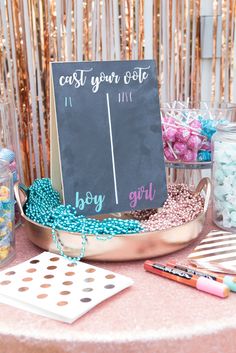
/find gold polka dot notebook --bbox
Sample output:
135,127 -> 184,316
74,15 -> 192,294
0,252 -> 133,323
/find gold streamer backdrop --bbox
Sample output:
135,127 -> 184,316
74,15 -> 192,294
0,0 -> 236,184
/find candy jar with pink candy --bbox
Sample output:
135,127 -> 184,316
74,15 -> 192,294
161,102 -> 236,166
161,102 -> 236,186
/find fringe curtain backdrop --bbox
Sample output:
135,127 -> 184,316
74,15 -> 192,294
0,0 -> 236,184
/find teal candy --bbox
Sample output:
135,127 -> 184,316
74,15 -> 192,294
25,178 -> 143,262
214,169 -> 225,184
223,276 -> 236,292
223,165 -> 236,176
214,185 -> 226,201
230,211 -> 236,222
197,150 -> 211,162
199,117 -> 217,140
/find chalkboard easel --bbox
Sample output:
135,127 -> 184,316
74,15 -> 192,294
50,60 -> 167,216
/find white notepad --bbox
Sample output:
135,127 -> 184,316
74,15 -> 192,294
0,252 -> 133,323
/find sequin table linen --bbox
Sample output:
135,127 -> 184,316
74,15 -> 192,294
0,213 -> 236,353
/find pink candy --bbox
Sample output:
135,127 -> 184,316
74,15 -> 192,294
173,142 -> 187,156
162,116 -> 176,125
200,140 -> 211,150
182,149 -> 197,162
162,127 -> 177,142
164,147 -> 176,161
187,135 -> 203,151
175,127 -> 191,143
189,120 -> 202,130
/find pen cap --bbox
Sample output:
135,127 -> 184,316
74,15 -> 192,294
223,276 -> 236,292
196,277 -> 229,298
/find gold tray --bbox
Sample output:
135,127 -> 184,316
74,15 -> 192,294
14,178 -> 211,261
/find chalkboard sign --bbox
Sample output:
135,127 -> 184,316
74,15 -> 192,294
50,60 -> 167,216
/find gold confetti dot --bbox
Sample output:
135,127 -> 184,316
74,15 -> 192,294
27,268 -> 36,273
22,277 -> 33,282
18,287 -> 29,292
86,268 -> 96,273
44,274 -> 54,279
57,301 -> 68,306
5,271 -> 15,276
60,291 -> 70,295
40,283 -> 51,288
47,266 -> 57,270
37,294 -> 48,299
105,274 -> 115,279
63,281 -> 73,286
65,271 -> 75,276
50,257 -> 60,262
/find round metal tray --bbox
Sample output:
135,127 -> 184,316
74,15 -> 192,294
14,178 -> 211,261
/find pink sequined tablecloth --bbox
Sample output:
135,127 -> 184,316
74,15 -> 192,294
1,213 -> 236,353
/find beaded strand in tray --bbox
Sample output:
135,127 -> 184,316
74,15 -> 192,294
25,179 -> 143,261
131,184 -> 204,231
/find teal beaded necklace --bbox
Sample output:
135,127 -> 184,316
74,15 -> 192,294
25,179 -> 143,262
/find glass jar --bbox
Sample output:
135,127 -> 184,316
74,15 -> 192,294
161,101 -> 236,187
0,159 -> 15,267
0,99 -> 21,228
212,123 -> 236,230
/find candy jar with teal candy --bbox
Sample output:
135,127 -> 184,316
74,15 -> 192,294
0,159 -> 15,267
212,122 -> 236,231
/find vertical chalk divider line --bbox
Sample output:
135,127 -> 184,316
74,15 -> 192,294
106,93 -> 119,205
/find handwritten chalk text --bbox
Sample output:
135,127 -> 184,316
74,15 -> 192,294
91,72 -> 120,93
59,68 -> 93,88
58,66 -> 151,93
129,182 -> 156,208
124,66 -> 150,84
75,191 -> 105,213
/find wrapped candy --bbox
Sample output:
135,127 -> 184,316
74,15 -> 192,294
173,142 -> 187,156
200,140 -> 211,151
175,127 -> 191,143
162,127 -> 177,143
189,119 -> 202,130
197,151 -> 211,162
187,135 -> 203,151
164,147 -> 176,161
182,149 -> 197,162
